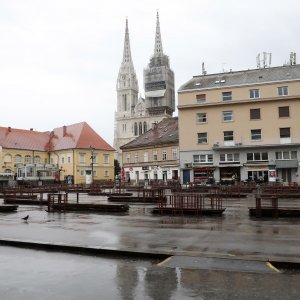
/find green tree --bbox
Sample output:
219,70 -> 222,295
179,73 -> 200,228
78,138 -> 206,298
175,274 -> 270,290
114,159 -> 121,176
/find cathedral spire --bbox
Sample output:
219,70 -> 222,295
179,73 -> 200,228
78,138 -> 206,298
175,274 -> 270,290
154,11 -> 163,57
122,17 -> 132,63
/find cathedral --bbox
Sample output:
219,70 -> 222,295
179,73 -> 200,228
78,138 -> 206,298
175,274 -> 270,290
114,12 -> 175,164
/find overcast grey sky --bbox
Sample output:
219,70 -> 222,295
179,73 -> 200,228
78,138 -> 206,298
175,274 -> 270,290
0,0 -> 299,145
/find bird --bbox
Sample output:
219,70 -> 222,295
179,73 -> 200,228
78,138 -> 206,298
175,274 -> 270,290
22,215 -> 29,221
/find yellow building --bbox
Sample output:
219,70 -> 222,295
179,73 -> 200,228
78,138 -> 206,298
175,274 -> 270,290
121,117 -> 179,184
178,64 -> 300,184
0,122 -> 114,186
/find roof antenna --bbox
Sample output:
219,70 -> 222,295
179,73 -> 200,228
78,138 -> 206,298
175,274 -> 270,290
290,52 -> 297,65
257,52 -> 272,68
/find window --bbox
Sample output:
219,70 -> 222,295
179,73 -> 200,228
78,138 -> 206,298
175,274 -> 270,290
144,152 -> 148,162
291,151 -> 298,159
4,168 -> 12,175
251,129 -> 262,140
34,156 -> 40,164
126,154 -> 130,163
172,149 -> 178,160
197,112 -> 207,123
103,154 -> 109,164
276,151 -> 297,160
4,154 -> 12,163
104,170 -> 109,177
162,150 -> 167,161
67,156 -> 71,163
278,106 -> 290,118
220,153 -> 239,162
153,151 -> 158,161
280,127 -> 290,138
250,89 -> 260,99
25,155 -> 32,164
143,122 -> 147,133
194,170 -> 210,181
61,157 -> 65,164
197,132 -> 208,144
196,94 -> 206,104
15,155 -> 22,163
79,153 -> 85,164
122,123 -> 126,133
224,131 -> 233,141
278,86 -> 288,96
223,111 -> 233,122
80,170 -> 84,176
222,91 -> 232,101
250,108 -> 261,120
134,152 -> 139,163
247,152 -> 268,161
193,154 -> 213,163
134,123 -> 138,136
139,122 -> 142,135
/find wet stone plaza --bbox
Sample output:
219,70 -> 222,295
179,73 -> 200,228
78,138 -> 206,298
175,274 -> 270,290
1,191 -> 300,299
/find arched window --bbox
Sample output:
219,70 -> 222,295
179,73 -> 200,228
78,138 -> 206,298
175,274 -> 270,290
25,155 -> 32,164
4,154 -> 12,163
15,154 -> 22,164
143,121 -> 147,133
134,122 -> 138,136
139,122 -> 143,135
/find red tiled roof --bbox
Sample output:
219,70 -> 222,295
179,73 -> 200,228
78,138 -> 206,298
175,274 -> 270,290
0,127 -> 49,151
0,122 -> 114,152
51,122 -> 114,151
120,117 -> 178,150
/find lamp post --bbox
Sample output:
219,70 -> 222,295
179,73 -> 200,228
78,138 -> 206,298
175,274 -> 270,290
90,146 -> 95,184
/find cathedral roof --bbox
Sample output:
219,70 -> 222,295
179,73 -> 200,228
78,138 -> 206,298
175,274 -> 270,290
120,117 -> 178,150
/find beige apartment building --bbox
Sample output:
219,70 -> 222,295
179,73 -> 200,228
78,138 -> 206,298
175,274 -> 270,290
178,64 -> 300,184
120,117 -> 179,184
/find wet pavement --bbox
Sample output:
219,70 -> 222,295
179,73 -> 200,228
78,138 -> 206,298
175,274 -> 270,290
1,246 -> 300,300
1,193 -> 300,299
0,193 -> 300,262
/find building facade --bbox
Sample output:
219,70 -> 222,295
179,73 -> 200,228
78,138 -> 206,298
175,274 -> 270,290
120,117 -> 179,184
114,13 -> 175,164
0,122 -> 114,186
178,64 -> 300,184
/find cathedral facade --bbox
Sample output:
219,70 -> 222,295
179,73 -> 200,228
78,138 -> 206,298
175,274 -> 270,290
114,13 -> 175,164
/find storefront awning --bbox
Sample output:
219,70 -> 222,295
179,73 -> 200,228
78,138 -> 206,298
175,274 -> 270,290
145,89 -> 166,98
243,163 -> 269,169
276,160 -> 299,169
193,167 -> 215,171
218,165 -> 242,168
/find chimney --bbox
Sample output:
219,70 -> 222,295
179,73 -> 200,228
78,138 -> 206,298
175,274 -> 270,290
63,125 -> 67,137
30,128 -> 33,131
8,127 -> 11,132
152,122 -> 158,130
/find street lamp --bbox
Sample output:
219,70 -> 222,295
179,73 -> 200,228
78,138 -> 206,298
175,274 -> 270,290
90,146 -> 95,184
